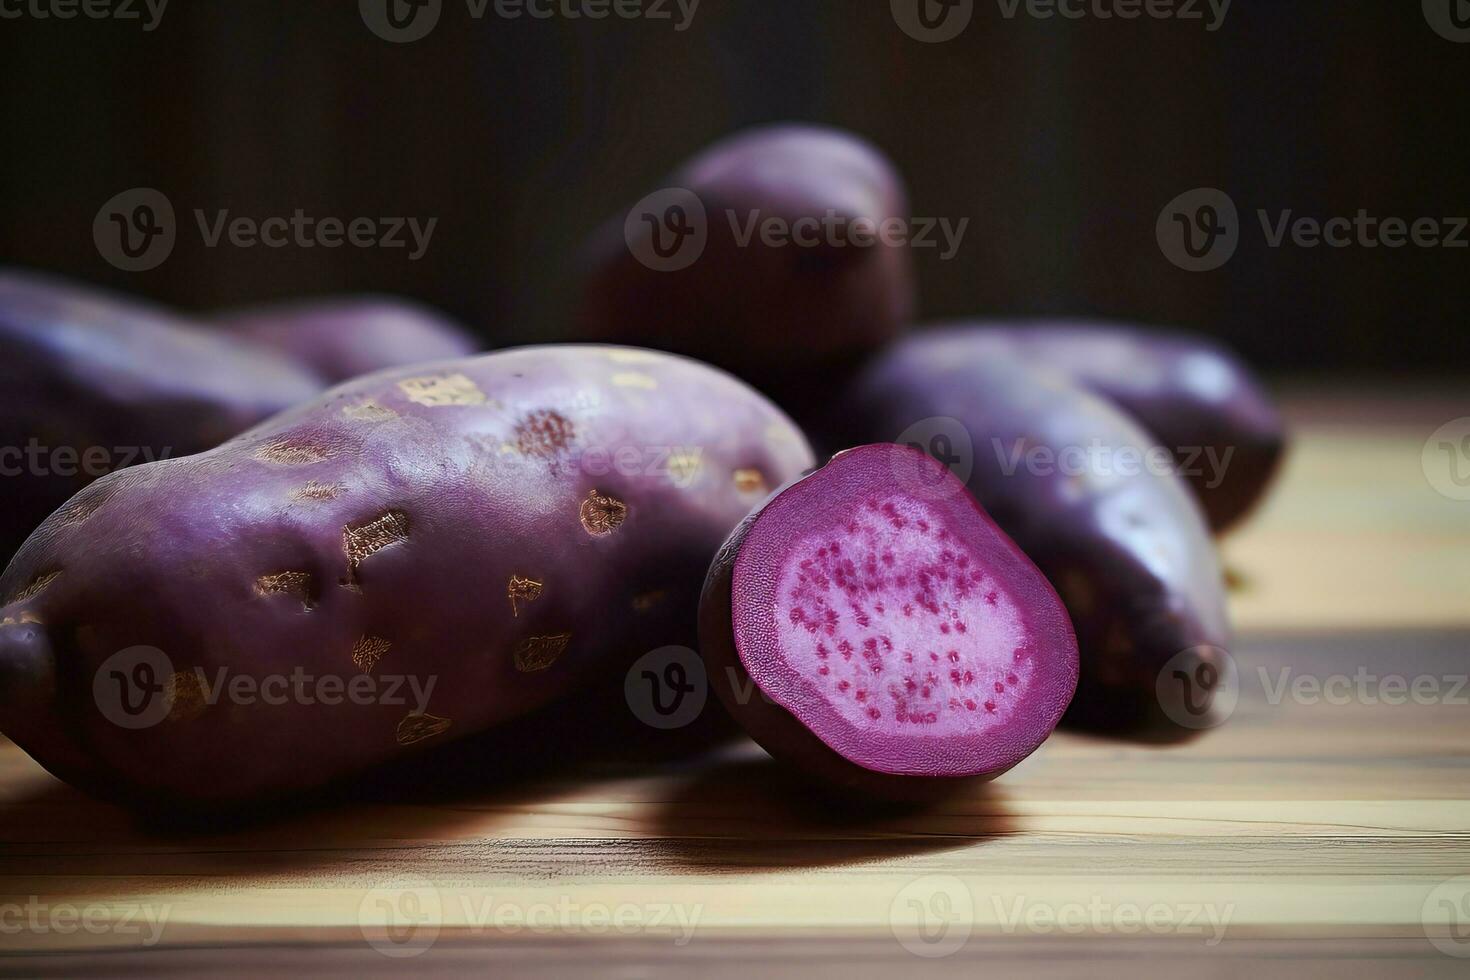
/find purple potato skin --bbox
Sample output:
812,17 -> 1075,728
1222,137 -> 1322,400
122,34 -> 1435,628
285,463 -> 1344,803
840,335 -> 1232,736
578,125 -> 915,386
931,322 -> 1286,533
0,345 -> 813,809
218,297 -> 481,383
0,269 -> 323,562
699,445 -> 1079,802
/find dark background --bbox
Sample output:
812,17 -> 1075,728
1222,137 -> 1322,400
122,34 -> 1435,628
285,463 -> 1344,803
1,1 -> 1466,372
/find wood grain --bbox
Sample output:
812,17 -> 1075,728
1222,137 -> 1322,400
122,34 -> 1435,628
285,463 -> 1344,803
1,392 -> 1467,975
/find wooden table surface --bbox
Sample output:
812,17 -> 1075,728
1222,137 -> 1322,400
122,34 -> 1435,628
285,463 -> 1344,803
2,389 -> 1467,977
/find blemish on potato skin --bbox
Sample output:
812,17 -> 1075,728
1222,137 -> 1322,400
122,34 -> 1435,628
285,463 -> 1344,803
396,712 -> 452,746
291,481 -> 344,502
166,671 -> 208,723
611,372 -> 658,390
507,575 -> 543,616
58,495 -> 106,529
352,635 -> 392,674
515,410 -> 575,458
342,399 -> 398,422
398,373 -> 486,407
254,571 -> 315,608
9,571 -> 61,605
514,633 -> 571,672
0,611 -> 43,626
579,491 -> 627,536
343,510 -> 411,580
667,451 -> 703,487
255,440 -> 329,465
734,468 -> 767,494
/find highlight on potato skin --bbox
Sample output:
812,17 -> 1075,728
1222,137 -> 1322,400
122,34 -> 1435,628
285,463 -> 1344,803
700,444 -> 1079,801
839,337 -> 1234,738
0,345 -> 814,810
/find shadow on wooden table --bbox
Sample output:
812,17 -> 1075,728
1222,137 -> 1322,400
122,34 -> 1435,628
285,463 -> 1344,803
0,688 -> 1007,889
641,748 -> 1017,871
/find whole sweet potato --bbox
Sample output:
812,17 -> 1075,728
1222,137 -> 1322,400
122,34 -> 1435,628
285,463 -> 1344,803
218,296 -> 481,383
928,322 -> 1286,532
0,269 -> 322,561
578,124 -> 915,391
841,335 -> 1232,736
0,345 -> 813,808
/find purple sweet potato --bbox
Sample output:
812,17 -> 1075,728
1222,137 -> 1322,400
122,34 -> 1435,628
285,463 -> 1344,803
928,321 -> 1286,532
217,297 -> 481,383
699,444 -> 1078,800
841,336 -> 1233,736
0,345 -> 813,808
0,269 -> 322,561
578,124 -> 915,386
